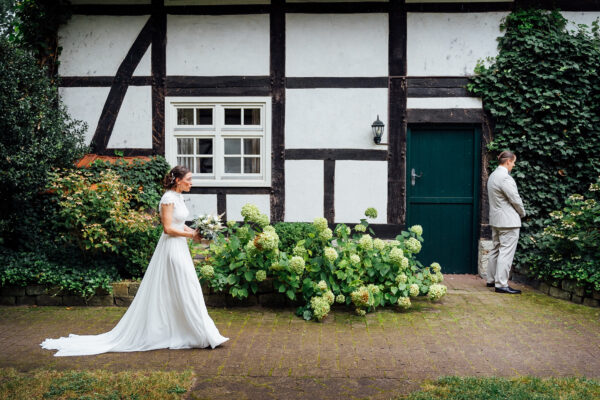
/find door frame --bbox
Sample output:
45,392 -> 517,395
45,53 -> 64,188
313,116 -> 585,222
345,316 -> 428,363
406,124 -> 481,274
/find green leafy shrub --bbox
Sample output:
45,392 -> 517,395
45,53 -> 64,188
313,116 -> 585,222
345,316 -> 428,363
46,168 -> 163,278
0,37 -> 87,247
523,176 -> 600,291
468,9 -> 600,272
273,222 -> 316,253
0,248 -> 119,298
199,205 -> 447,321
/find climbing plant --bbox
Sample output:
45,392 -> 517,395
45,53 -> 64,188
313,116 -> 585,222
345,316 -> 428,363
468,9 -> 600,271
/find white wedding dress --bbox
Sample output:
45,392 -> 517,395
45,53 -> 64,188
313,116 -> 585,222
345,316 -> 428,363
41,190 -> 228,357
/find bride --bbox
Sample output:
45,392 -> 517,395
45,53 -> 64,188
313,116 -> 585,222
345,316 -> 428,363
41,166 -> 229,356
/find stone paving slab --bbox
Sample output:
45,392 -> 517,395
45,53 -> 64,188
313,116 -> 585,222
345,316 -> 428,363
1,275 -> 599,399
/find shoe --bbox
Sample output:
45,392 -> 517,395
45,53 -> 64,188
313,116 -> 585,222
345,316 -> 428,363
486,282 -> 494,288
495,286 -> 521,294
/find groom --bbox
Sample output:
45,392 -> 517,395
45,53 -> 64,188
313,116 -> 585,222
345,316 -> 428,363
486,150 -> 526,294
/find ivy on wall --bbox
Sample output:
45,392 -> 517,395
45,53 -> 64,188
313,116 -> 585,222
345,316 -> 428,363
468,9 -> 600,270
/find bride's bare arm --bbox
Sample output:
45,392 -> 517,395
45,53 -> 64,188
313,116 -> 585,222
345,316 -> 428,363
161,204 -> 197,239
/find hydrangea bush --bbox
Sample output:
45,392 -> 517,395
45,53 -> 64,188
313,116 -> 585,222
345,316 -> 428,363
522,176 -> 600,291
199,205 -> 448,321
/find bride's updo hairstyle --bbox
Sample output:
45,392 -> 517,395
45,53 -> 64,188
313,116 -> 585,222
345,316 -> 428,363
164,165 -> 191,190
498,150 -> 516,165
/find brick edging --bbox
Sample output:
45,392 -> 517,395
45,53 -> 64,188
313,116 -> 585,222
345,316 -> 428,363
512,272 -> 600,307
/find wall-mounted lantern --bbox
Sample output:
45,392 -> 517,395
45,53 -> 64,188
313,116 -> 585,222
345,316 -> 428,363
371,115 -> 387,145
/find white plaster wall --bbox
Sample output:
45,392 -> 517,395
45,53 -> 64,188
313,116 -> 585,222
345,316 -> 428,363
167,15 -> 270,76
562,12 -> 600,31
407,97 -> 482,109
133,47 -> 151,76
183,194 -> 218,221
285,160 -> 324,222
59,15 -> 150,76
286,14 -> 388,77
227,195 -> 271,222
59,87 -> 111,146
286,88 -> 388,149
107,86 -> 153,148
407,12 -> 508,76
334,161 -> 387,224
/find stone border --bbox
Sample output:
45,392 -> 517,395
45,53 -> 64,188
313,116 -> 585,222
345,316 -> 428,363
512,272 -> 600,308
0,278 -> 298,308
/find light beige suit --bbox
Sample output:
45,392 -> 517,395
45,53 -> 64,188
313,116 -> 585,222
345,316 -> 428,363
486,165 -> 526,288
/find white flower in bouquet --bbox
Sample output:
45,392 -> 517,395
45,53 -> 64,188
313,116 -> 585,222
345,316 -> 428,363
192,213 -> 225,240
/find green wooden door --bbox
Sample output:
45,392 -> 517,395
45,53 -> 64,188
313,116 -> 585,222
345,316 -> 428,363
406,126 -> 480,274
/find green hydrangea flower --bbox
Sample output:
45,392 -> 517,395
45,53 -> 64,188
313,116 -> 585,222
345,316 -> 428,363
335,225 -> 351,236
245,240 -> 257,255
269,262 -> 283,271
335,294 -> 346,304
323,290 -> 335,305
319,227 -> 333,241
310,296 -> 330,321
290,256 -> 305,275
324,247 -> 338,263
351,286 -> 374,308
358,234 -> 373,251
395,273 -> 407,284
401,257 -> 409,270
364,207 -> 378,219
386,240 -> 400,248
313,217 -> 328,232
227,220 -> 236,228
397,296 -> 411,310
256,229 -> 279,251
317,280 -> 328,291
409,283 -> 420,298
430,262 -> 442,273
255,270 -> 267,282
373,238 -> 385,251
409,225 -> 423,236
241,203 -> 270,228
428,284 -> 447,301
293,245 -> 307,257
354,224 -> 367,233
389,247 -> 406,264
367,284 -> 380,295
405,237 -> 422,254
200,264 -> 214,278
350,254 -> 361,265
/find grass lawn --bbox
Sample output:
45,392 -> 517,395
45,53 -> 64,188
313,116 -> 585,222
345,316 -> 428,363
402,376 -> 600,400
0,368 -> 194,400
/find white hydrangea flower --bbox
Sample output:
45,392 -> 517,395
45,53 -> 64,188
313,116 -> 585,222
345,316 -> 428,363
409,225 -> 423,236
409,284 -> 420,298
430,262 -> 442,273
317,280 -> 328,291
568,194 -> 584,202
405,237 -> 422,254
364,207 -> 378,219
256,229 -> 279,251
293,245 -> 307,257
245,240 -> 257,254
290,256 -> 305,275
589,183 -> 599,192
373,238 -> 385,251
310,296 -> 330,321
319,227 -> 333,241
324,247 -> 338,263
200,264 -> 214,278
335,294 -> 346,304
323,290 -> 335,305
397,296 -> 411,309
428,284 -> 447,301
255,270 -> 267,282
386,240 -> 401,248
358,234 -> 373,251
313,217 -> 328,232
367,284 -> 380,295
354,224 -> 367,233
355,308 -> 366,316
350,254 -> 361,266
395,273 -> 407,284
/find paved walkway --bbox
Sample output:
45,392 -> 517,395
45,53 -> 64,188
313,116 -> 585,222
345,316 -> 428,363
1,275 -> 599,399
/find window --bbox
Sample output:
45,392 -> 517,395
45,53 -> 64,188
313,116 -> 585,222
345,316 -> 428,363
166,97 -> 271,187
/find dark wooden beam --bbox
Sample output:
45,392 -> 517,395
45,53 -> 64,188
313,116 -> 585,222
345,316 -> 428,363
285,2 -> 389,13
407,77 -> 470,88
406,2 -> 514,12
285,149 -> 388,161
286,77 -> 389,89
188,187 -> 271,195
71,4 -> 152,15
217,193 -> 227,216
407,87 -> 473,97
59,76 -> 152,87
94,148 -> 155,156
152,0 -> 166,156
324,160 -> 335,224
270,0 -> 286,223
165,87 -> 271,97
165,4 -> 270,14
91,17 -> 153,154
407,108 -> 484,123
166,76 -> 271,88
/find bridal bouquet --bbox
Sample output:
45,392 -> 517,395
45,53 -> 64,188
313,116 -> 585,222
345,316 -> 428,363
192,213 -> 225,240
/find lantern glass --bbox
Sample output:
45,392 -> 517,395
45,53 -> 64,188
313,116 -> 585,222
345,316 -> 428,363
371,115 -> 385,144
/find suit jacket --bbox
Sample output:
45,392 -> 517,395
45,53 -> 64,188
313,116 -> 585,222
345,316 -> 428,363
487,166 -> 526,228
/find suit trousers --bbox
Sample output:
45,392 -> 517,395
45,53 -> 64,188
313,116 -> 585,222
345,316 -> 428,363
486,227 -> 520,288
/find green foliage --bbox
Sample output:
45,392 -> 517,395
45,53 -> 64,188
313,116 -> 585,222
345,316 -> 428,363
522,176 -> 600,291
0,247 -> 119,298
199,205 -> 447,322
273,222 -> 317,253
404,376 -> 600,400
0,36 -> 87,247
468,9 -> 600,271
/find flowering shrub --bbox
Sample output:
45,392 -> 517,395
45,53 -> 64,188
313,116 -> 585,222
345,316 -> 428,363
523,176 -> 600,291
47,168 -> 162,277
200,205 -> 448,321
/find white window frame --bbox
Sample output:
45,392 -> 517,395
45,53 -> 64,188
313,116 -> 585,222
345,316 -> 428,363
165,96 -> 272,187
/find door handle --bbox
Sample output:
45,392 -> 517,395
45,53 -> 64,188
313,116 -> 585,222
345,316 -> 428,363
411,168 -> 423,186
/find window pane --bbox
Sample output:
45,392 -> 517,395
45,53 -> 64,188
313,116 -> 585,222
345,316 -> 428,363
197,138 -> 213,155
243,138 -> 260,155
196,108 -> 212,125
224,157 -> 241,173
197,157 -> 213,174
244,108 -> 261,125
177,138 -> 194,155
177,157 -> 194,171
224,138 -> 241,155
224,108 -> 242,125
177,108 -> 194,125
244,157 -> 260,174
